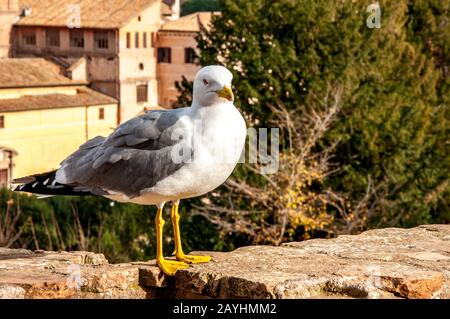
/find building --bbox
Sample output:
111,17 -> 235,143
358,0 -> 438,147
157,12 -> 218,106
0,1 -> 216,185
0,58 -> 117,185
0,0 -> 19,59
0,146 -> 16,186
3,0 -> 215,123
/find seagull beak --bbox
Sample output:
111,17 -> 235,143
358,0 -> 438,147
216,85 -> 234,101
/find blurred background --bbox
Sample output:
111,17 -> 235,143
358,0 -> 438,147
0,0 -> 448,263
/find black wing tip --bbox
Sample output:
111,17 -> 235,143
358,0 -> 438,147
10,170 -> 85,196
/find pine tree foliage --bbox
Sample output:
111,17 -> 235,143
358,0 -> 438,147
181,0 -> 221,16
188,0 -> 449,229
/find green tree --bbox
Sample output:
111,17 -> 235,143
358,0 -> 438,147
174,76 -> 194,108
184,0 -> 449,232
405,0 -> 450,223
181,0 -> 220,16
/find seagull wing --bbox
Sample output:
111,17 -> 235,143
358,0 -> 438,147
56,108 -> 192,198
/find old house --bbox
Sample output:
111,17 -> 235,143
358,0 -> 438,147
0,58 -> 117,184
5,0 -> 214,123
157,12 -> 218,106
0,0 -> 216,185
0,0 -> 19,59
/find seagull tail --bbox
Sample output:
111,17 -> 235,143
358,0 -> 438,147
12,170 -> 93,196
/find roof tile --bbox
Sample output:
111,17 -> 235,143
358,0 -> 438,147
16,0 -> 158,29
0,58 -> 84,88
160,12 -> 218,32
0,87 -> 117,112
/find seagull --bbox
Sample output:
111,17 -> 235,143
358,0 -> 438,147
13,65 -> 247,275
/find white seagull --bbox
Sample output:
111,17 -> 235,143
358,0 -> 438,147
13,65 -> 247,275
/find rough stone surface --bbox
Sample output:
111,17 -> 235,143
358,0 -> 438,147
0,225 -> 449,299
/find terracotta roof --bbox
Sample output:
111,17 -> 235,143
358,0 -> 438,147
0,58 -> 85,88
160,12 -> 218,32
0,87 -> 117,112
16,0 -> 158,29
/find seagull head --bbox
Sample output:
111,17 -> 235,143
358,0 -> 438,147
192,65 -> 234,107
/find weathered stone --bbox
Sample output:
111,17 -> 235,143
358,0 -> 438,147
0,285 -> 27,299
25,282 -> 77,299
0,249 -> 144,299
169,224 -> 450,299
82,252 -> 109,265
0,225 -> 449,299
135,262 -> 171,288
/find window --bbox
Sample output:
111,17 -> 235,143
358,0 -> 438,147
126,32 -> 131,48
157,47 -> 171,63
151,32 -> 156,47
0,115 -> 4,128
185,47 -> 197,64
94,31 -> 109,49
143,32 -> 147,48
135,32 -> 139,48
139,63 -> 144,70
136,84 -> 148,103
45,29 -> 60,47
99,108 -> 105,120
23,29 -> 36,45
70,30 -> 84,48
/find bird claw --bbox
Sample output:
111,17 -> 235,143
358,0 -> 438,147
176,254 -> 212,264
157,259 -> 190,276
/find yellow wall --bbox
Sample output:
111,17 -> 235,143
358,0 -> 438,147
118,1 -> 161,122
0,103 -> 116,179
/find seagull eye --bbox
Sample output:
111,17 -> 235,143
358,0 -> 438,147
203,79 -> 209,86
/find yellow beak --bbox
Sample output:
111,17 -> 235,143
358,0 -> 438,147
216,85 -> 234,101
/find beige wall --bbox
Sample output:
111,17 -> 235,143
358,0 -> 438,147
13,27 -> 117,56
157,31 -> 200,107
13,26 -> 119,101
9,2 -> 204,122
87,56 -> 119,99
0,0 -> 19,58
118,1 -> 161,122
68,58 -> 87,82
0,102 -> 117,179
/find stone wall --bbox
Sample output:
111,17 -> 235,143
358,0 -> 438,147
1,224 -> 449,299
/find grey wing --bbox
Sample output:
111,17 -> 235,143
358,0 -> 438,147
56,108 -> 192,198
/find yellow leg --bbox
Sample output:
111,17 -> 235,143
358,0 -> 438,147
171,201 -> 212,264
155,205 -> 189,275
